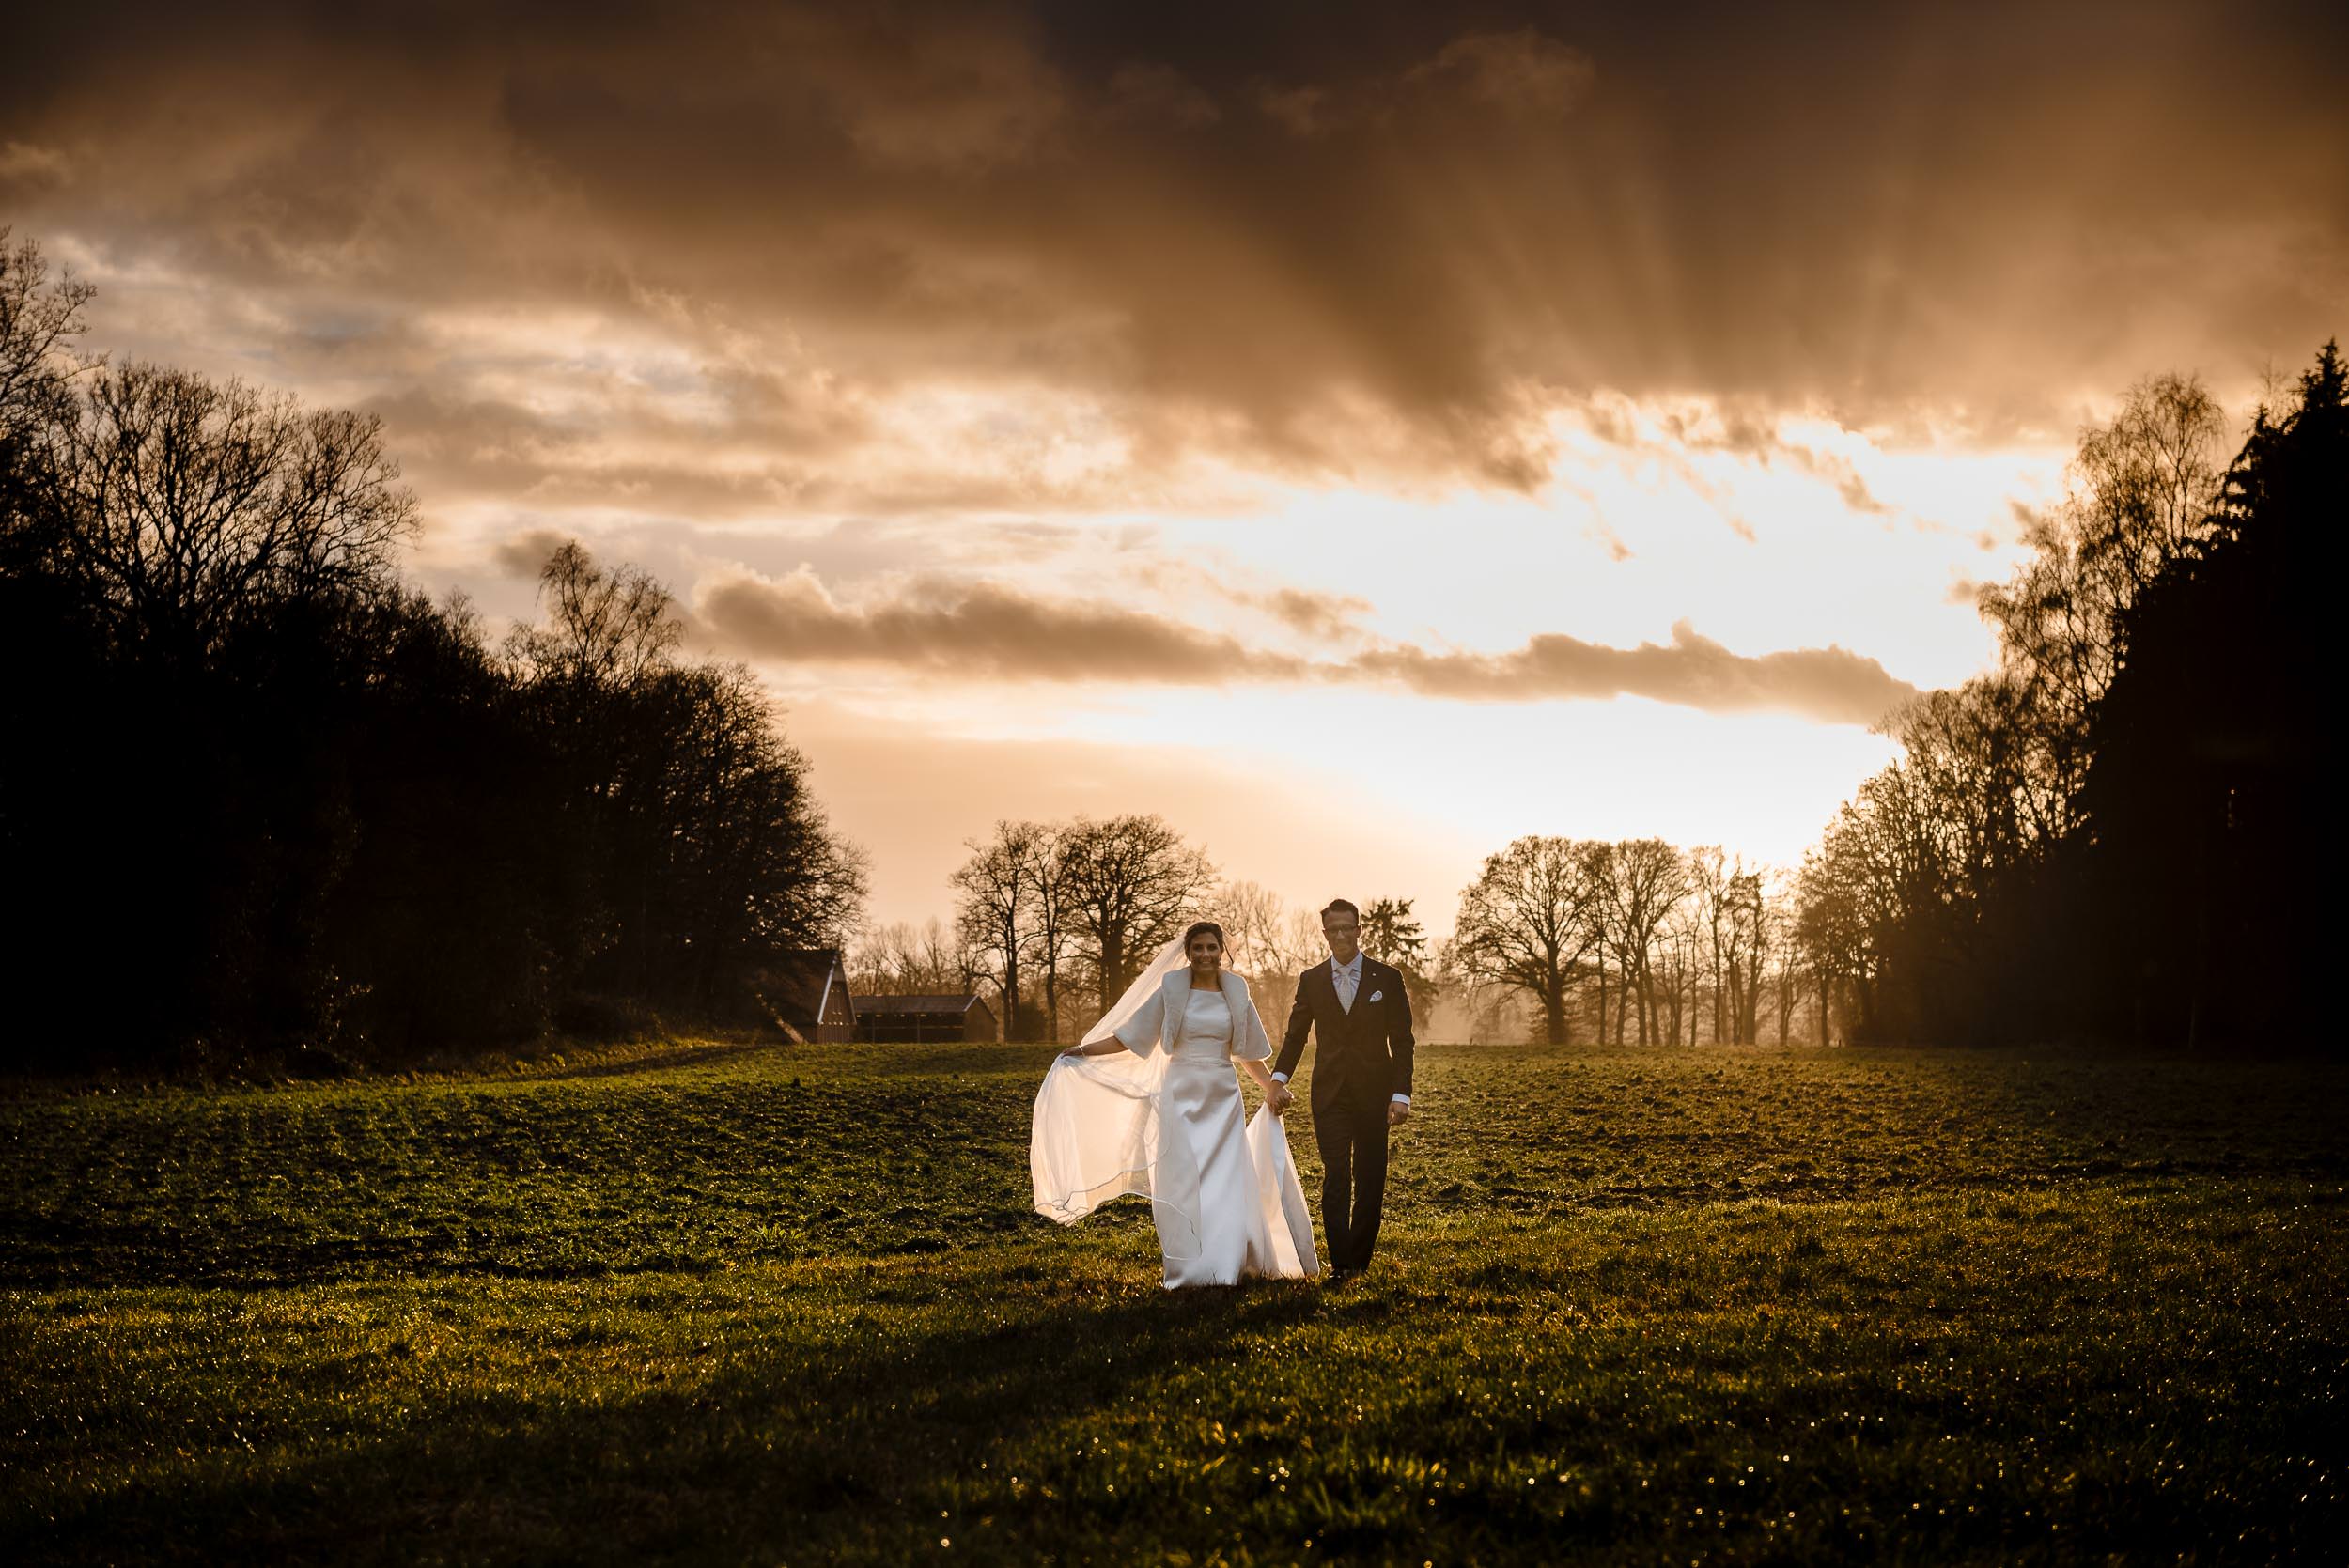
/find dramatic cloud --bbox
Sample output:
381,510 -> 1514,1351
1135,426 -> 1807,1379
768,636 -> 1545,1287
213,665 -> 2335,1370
4,0 -> 2339,508
695,568 -> 1310,685
695,570 -> 1916,725
1,0 -> 2327,922
1346,623 -> 1917,727
1657,406 -> 1892,516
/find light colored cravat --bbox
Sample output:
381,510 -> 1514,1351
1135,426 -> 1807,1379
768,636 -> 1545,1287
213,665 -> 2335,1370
1331,953 -> 1362,1012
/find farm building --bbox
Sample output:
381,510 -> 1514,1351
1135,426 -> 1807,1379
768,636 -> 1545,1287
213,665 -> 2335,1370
759,949 -> 856,1043
854,994 -> 999,1043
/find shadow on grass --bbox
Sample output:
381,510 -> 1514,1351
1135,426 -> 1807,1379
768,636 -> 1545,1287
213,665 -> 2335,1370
12,1268 -> 1330,1566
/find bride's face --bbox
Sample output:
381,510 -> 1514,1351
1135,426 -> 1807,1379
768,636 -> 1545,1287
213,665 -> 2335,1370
1187,933 -> 1222,970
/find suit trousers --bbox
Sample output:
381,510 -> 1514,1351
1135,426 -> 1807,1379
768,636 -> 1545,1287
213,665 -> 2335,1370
1314,1089 -> 1390,1273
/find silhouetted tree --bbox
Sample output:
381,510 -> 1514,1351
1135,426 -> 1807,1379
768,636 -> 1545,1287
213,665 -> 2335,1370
849,919 -> 982,999
1795,349 -> 2336,1048
1213,877 -> 1313,1032
2082,342 -> 2340,1048
1360,897 -> 1427,968
1358,894 -> 1441,1033
1,229 -> 94,538
1055,814 -> 1216,1001
1656,899 -> 1705,1046
953,820 -> 1049,1040
501,543 -> 865,1024
1020,825 -> 1081,1041
1453,836 -> 1599,1045
45,362 -> 419,663
1601,838 -> 1688,1047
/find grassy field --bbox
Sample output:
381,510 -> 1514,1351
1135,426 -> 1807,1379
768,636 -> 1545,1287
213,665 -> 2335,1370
5,1041 -> 2345,1565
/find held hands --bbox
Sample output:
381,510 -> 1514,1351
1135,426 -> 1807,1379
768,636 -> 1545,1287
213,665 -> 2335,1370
1265,1081 -> 1295,1117
1387,1099 -> 1411,1127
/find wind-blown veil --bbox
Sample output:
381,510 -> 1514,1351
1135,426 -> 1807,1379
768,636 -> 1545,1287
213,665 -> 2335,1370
1028,937 -> 1198,1250
1029,935 -> 1319,1281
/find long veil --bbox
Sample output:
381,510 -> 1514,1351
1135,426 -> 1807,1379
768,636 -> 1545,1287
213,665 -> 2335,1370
1030,937 -> 1318,1280
1028,936 -> 1190,1239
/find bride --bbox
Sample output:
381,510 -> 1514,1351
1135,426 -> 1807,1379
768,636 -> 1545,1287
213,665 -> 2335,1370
1030,922 -> 1320,1287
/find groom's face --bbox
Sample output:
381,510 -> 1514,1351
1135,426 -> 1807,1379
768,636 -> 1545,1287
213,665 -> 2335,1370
1322,913 -> 1361,966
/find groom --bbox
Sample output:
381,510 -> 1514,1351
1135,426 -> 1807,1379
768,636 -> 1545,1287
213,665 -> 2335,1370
1270,898 -> 1415,1281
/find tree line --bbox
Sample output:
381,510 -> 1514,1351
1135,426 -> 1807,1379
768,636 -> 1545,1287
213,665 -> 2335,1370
1792,349 -> 2338,1048
883,814 -> 1217,1043
916,814 -> 1801,1051
925,811 -> 1782,1051
1447,836 -> 1806,1047
863,816 -> 1432,1045
0,231 -> 865,1072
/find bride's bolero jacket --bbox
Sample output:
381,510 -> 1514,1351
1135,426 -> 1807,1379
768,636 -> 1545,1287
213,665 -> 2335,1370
1112,968 -> 1274,1062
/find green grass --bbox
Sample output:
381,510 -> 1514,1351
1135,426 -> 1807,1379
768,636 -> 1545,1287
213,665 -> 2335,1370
5,1042 -> 2345,1564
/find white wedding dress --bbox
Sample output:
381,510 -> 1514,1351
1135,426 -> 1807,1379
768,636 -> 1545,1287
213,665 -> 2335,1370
1032,940 -> 1319,1287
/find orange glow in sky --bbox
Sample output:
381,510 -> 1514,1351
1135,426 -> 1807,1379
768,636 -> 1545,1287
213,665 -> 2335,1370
7,2 -> 2339,933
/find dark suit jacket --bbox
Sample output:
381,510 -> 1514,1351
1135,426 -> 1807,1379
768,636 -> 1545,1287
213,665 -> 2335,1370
1275,957 -> 1415,1109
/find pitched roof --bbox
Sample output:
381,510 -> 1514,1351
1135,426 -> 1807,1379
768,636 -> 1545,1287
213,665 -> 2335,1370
764,949 -> 848,1040
857,993 -> 984,1014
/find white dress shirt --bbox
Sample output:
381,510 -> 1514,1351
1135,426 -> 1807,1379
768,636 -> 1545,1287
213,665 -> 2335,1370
1273,952 -> 1410,1107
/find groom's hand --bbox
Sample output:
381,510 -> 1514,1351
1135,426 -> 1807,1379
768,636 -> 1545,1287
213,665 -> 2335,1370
1267,1082 -> 1294,1115
1387,1100 -> 1410,1126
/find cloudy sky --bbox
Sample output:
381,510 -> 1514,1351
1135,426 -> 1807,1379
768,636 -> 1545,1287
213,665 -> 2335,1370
7,1 -> 2342,932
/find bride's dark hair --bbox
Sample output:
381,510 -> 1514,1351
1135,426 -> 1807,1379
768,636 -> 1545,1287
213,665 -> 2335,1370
1182,920 -> 1226,959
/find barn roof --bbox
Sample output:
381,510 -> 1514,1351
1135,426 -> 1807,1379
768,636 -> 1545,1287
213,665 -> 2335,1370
859,994 -> 985,1014
764,948 -> 848,1041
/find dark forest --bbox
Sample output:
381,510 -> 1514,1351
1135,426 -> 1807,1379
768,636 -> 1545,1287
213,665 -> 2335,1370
1,233 -> 866,1073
